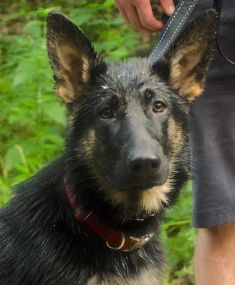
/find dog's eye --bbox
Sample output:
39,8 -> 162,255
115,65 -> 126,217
99,108 -> 114,119
153,101 -> 166,113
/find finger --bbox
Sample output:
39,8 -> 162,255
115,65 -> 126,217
159,0 -> 175,16
126,5 -> 153,32
135,0 -> 164,31
117,1 -> 152,33
116,2 -> 131,26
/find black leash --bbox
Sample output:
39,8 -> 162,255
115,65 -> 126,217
149,0 -> 235,66
148,0 -> 200,63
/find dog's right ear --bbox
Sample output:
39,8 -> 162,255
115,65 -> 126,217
47,12 -> 104,103
151,10 -> 217,101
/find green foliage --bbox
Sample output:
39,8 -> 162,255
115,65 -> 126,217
0,1 -> 195,284
162,183 -> 196,284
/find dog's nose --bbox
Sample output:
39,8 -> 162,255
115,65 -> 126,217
128,155 -> 161,176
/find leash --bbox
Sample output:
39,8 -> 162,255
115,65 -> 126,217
149,0 -> 235,66
149,0 -> 200,63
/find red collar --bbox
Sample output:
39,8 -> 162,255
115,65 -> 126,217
64,181 -> 155,252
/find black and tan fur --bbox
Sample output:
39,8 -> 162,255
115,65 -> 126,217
0,10 -> 217,285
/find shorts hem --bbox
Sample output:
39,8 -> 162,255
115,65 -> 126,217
193,203 -> 235,228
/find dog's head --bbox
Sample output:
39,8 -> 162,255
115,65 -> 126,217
47,11 -> 217,215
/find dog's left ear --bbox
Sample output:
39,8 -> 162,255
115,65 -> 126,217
47,12 -> 103,103
152,10 -> 218,101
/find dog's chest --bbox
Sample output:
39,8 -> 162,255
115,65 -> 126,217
86,267 -> 161,285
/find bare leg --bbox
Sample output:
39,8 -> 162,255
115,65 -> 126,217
194,223 -> 235,285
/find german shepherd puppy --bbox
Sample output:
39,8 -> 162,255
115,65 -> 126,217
0,10 -> 217,285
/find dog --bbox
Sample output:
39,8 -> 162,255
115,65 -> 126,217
0,9 -> 217,285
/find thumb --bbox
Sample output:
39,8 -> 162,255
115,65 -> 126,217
159,0 -> 175,16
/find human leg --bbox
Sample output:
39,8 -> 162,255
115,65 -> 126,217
195,224 -> 235,285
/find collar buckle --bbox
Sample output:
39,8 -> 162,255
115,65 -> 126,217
106,233 -> 154,252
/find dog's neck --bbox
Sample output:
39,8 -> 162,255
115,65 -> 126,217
64,177 -> 159,252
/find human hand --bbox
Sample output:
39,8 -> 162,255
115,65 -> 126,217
116,0 -> 175,33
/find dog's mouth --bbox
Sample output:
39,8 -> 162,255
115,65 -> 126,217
126,179 -> 165,192
109,173 -> 169,193
95,169 -> 170,215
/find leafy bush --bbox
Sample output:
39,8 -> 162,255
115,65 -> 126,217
0,1 -> 195,284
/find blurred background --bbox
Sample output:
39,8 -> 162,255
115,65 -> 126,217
0,1 -> 195,284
